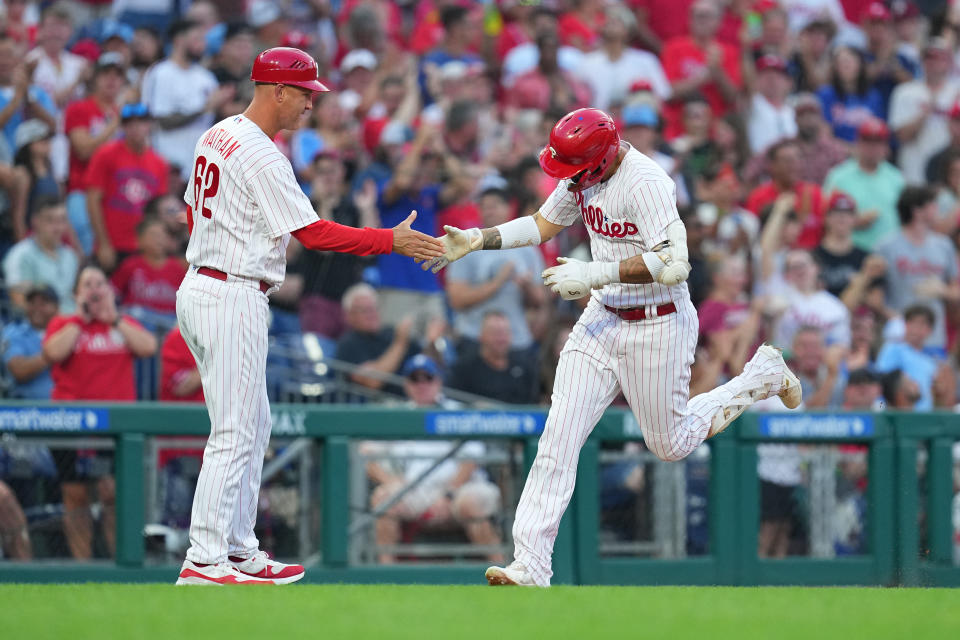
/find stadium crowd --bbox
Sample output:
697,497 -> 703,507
2,0 -> 960,562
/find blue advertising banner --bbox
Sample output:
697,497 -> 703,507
0,407 -> 110,432
425,412 -> 546,436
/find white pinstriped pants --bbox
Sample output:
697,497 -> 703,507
177,269 -> 272,564
512,297 -> 768,586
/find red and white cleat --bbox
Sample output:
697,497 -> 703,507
229,551 -> 305,585
175,560 -> 271,585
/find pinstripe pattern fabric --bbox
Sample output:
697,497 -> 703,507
177,269 -> 272,563
509,146 -> 787,586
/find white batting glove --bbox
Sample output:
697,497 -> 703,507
421,225 -> 482,273
542,257 -> 620,300
644,241 -> 691,286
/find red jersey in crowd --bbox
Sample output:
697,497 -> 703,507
661,36 -> 742,139
630,0 -> 696,45
45,315 -> 142,401
558,11 -> 601,51
64,98 -> 118,193
111,255 -> 187,315
160,326 -> 204,403
85,139 -> 168,253
745,181 -> 826,249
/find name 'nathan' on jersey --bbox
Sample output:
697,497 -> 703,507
539,143 -> 690,309
183,115 -> 319,288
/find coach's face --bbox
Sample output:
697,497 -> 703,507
276,84 -> 314,130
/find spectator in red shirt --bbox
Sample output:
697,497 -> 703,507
86,102 -> 168,272
631,0 -> 696,54
42,264 -> 157,560
507,31 -> 591,113
746,139 -> 826,249
661,0 -> 743,140
111,215 -> 187,319
558,0 -> 604,52
63,52 -> 127,256
160,325 -> 204,403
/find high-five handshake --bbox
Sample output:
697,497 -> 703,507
419,214 -> 692,301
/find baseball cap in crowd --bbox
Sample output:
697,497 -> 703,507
100,20 -> 134,44
281,29 -> 312,50
121,103 -> 151,122
95,51 -> 126,73
857,117 -> 889,140
891,0 -> 920,21
25,284 -> 59,305
755,53 -> 789,74
827,191 -> 857,213
14,119 -> 51,155
629,79 -> 653,94
379,120 -> 414,146
402,354 -> 440,379
847,367 -> 880,386
949,102 -> 960,120
923,36 -> 952,58
247,0 -> 282,29
622,103 -> 659,128
792,92 -> 821,114
861,1 -> 892,24
70,38 -> 101,62
801,16 -> 837,38
440,60 -> 469,81
341,49 -> 377,74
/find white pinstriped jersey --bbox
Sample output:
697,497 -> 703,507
184,115 -> 318,286
540,144 -> 690,308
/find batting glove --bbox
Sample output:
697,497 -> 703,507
421,225 -> 482,273
542,257 -> 620,300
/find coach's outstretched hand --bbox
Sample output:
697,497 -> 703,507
392,211 -> 447,261
420,225 -> 483,273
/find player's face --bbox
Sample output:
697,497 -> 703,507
278,85 -> 314,130
26,295 -> 58,329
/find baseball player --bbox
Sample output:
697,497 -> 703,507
175,48 -> 444,586
423,108 -> 803,586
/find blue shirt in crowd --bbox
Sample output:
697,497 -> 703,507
816,85 -> 885,142
0,85 -> 55,158
1,321 -> 53,399
875,341 -> 938,410
376,182 -> 442,293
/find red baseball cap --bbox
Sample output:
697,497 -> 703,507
827,191 -> 857,213
861,2 -> 892,23
756,54 -> 789,74
949,102 -> 960,120
857,117 -> 889,140
629,79 -> 653,93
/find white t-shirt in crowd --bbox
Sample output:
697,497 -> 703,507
142,59 -> 219,179
748,94 -> 797,155
889,78 -> 960,184
574,48 -> 671,109
774,288 -> 851,349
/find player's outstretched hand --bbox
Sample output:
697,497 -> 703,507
392,211 -> 446,261
420,225 -> 483,273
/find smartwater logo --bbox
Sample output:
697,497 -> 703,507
426,412 -> 545,436
0,407 -> 109,432
759,414 -> 874,439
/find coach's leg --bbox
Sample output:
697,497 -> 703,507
511,306 -> 620,586
180,281 -> 264,564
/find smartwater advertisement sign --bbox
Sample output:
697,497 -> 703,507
0,407 -> 109,432
426,412 -> 546,436
759,414 -> 874,439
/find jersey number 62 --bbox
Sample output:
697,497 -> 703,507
193,156 -> 221,219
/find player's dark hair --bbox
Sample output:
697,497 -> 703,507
32,194 -> 65,215
766,138 -> 799,163
478,187 -> 510,204
903,304 -> 935,327
73,262 -> 106,294
847,367 -> 880,386
440,5 -> 469,31
896,185 -> 936,225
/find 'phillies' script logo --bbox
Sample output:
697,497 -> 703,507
574,192 -> 638,239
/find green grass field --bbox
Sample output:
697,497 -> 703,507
1,584 -> 957,639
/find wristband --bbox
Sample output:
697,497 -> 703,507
642,252 -> 666,282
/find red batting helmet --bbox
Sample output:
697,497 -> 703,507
539,108 -> 620,191
250,47 -> 329,92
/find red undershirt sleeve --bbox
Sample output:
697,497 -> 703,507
291,219 -> 394,256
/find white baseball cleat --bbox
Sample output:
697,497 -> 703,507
707,344 -> 802,438
175,560 -> 272,585
485,561 -> 537,586
229,550 -> 305,585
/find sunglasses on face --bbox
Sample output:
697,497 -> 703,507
408,373 -> 436,383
